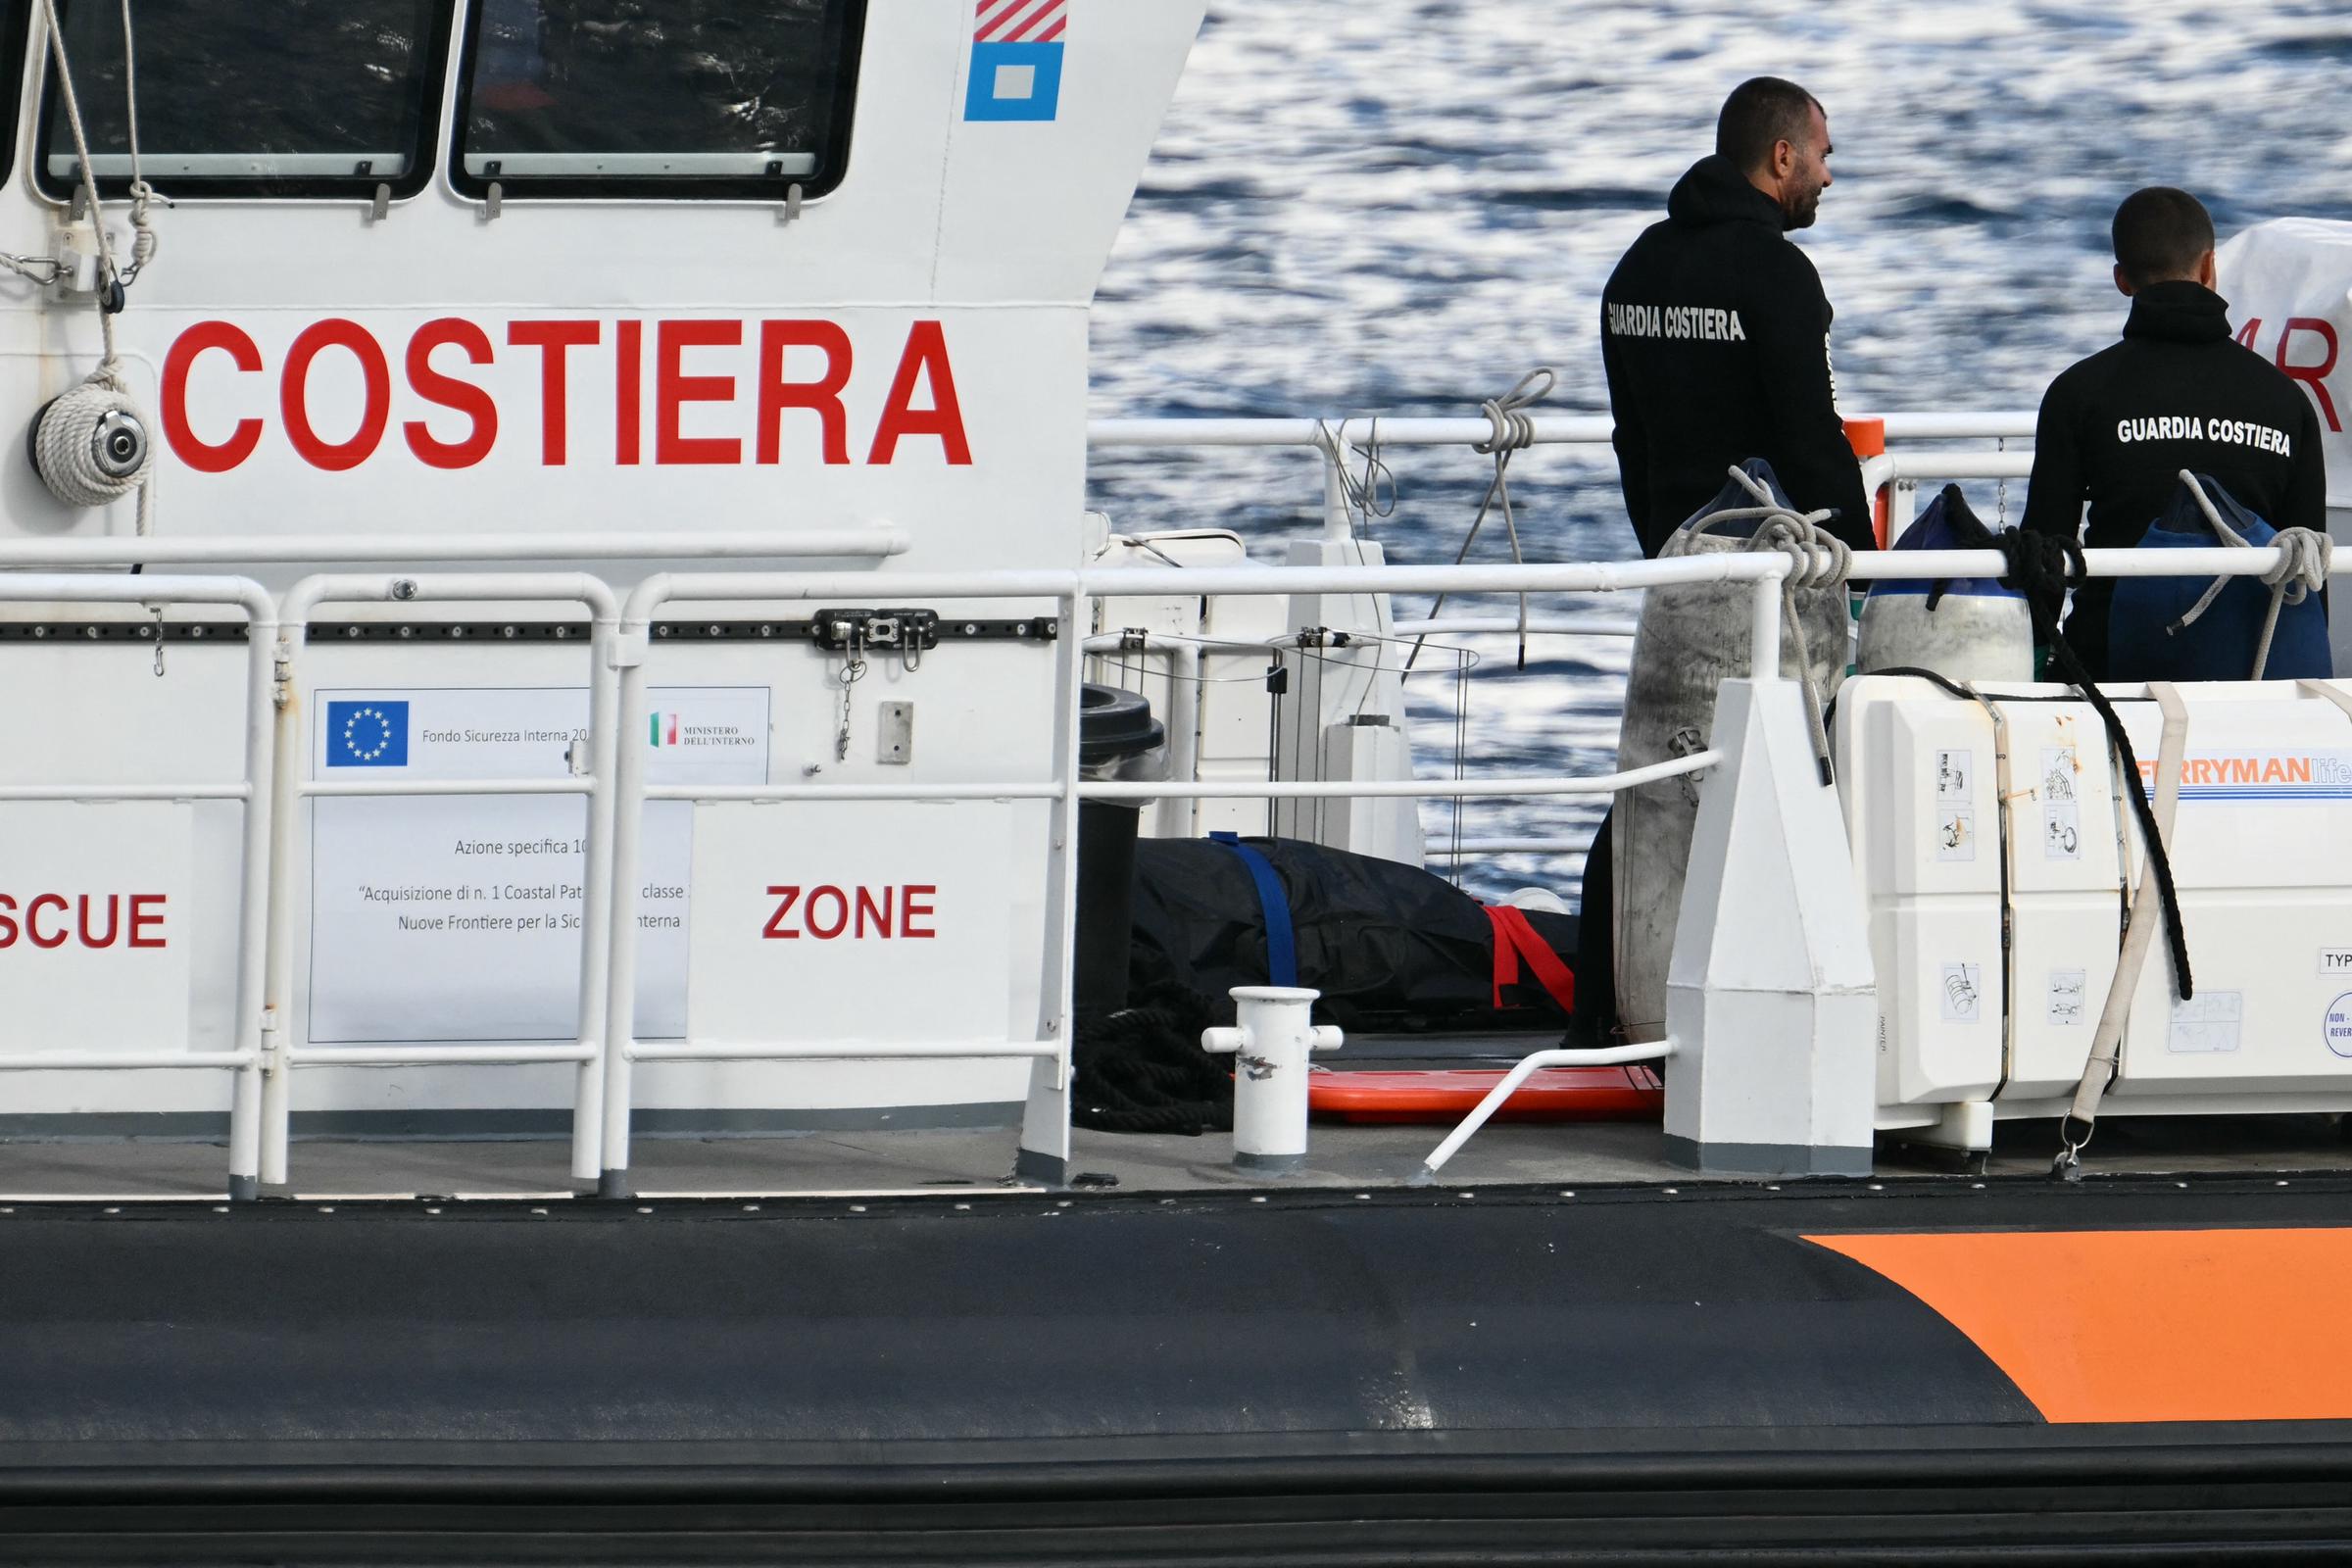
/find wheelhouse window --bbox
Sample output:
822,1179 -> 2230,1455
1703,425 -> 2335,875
35,0 -> 450,200
455,0 -> 864,200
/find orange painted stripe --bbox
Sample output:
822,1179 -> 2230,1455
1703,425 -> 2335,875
1808,1228 -> 2352,1424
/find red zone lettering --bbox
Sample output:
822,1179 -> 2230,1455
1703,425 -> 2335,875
0,893 -> 168,950
763,885 -> 938,941
161,318 -> 973,473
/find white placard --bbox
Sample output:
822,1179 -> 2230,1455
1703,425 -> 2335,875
2047,968 -> 2088,1028
1935,807 -> 1975,862
2039,746 -> 2079,802
2169,991 -> 2244,1054
307,687 -> 767,1046
0,802 -> 194,1054
1939,962 -> 1983,1024
1935,749 -> 1973,803
688,801 -> 1015,1048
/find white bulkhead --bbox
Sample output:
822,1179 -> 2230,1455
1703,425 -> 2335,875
0,0 -> 1209,1130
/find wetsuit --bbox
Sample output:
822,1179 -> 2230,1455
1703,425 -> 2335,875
2021,280 -> 2328,676
1600,154 -> 1874,557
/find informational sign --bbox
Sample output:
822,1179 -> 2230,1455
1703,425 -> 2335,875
2169,991 -> 2244,1055
0,802 -> 194,1054
688,801 -> 1015,1049
308,687 -> 767,1045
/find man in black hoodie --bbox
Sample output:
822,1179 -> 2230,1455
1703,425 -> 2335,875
1600,77 -> 1873,556
1574,78 -> 1869,1050
2021,187 -> 2327,677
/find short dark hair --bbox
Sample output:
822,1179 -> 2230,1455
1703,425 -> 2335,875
1716,77 -> 1823,172
2112,187 -> 2215,287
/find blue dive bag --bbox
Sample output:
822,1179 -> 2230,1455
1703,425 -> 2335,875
2107,473 -> 2330,682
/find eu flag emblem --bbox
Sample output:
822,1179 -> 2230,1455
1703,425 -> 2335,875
326,701 -> 410,767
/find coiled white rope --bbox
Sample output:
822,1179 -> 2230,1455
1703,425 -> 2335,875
2165,468 -> 2330,679
1712,464 -> 1853,784
26,0 -> 156,522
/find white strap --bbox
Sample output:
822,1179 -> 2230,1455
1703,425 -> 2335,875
2057,682 -> 2187,1173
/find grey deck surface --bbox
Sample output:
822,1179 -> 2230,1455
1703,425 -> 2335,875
0,1108 -> 2345,1200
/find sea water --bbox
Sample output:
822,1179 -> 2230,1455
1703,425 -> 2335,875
1090,0 -> 2352,897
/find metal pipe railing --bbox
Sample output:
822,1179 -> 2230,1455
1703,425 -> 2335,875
262,572 -> 623,1194
0,529 -> 909,569
0,572 -> 277,1198
8,454 -> 2339,1199
1085,412 -> 2038,449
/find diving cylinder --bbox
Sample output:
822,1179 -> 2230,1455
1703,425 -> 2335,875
1612,479 -> 1847,1047
1856,485 -> 2034,683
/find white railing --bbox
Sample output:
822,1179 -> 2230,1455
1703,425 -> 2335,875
0,529 -> 2334,1197
593,554 -> 1785,1194
19,410 -> 2319,1200
0,574 -> 277,1200
1088,410 -> 2038,543
262,574 -> 625,1194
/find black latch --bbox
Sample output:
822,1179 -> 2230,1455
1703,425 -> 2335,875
810,609 -> 941,654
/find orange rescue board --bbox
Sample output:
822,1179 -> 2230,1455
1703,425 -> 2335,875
1309,1065 -> 1663,1124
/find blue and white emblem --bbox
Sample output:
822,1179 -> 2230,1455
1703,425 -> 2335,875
326,700 -> 410,767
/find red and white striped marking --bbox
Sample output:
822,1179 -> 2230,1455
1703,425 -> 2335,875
975,0 -> 1066,44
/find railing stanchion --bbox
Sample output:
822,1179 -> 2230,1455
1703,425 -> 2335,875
1017,586 -> 1087,1186
226,590 -> 280,1201
600,581 -> 662,1200
259,598 -> 308,1192
1749,564 -> 1785,681
569,585 -> 624,1185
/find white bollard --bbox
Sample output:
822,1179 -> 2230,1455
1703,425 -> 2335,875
1202,985 -> 1344,1175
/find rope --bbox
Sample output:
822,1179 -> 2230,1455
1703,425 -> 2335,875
1989,526 -> 2194,1004
118,0 -> 156,285
1695,465 -> 1851,786
2165,470 -> 2330,679
1408,367 -> 1556,671
1071,984 -> 1233,1135
37,0 -> 119,355
1313,417 -> 1397,535
25,0 -> 156,522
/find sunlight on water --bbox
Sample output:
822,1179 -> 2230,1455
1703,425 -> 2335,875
1089,0 -> 2352,896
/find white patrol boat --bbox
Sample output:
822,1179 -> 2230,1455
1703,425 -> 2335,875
0,3 -> 2350,1561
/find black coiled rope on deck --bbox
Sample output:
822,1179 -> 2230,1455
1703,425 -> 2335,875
1071,984 -> 1234,1135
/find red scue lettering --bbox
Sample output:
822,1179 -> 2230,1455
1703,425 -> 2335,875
762,884 -> 938,940
0,893 -> 169,950
158,318 -> 974,473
